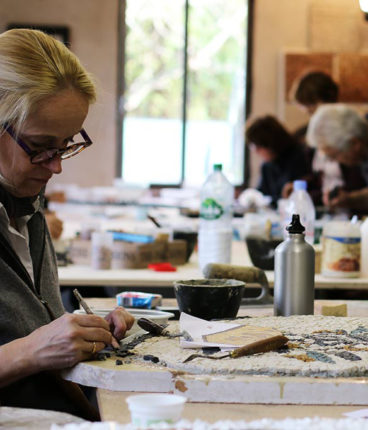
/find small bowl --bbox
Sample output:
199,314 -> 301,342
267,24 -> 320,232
173,230 -> 198,262
126,393 -> 186,427
246,235 -> 283,270
173,278 -> 245,320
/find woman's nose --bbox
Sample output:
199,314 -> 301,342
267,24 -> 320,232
43,155 -> 63,174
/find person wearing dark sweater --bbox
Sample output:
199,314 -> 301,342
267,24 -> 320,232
289,71 -> 366,206
0,29 -> 134,420
246,115 -> 311,207
307,104 -> 368,213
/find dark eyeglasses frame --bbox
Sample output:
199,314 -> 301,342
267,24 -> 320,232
3,123 -> 93,164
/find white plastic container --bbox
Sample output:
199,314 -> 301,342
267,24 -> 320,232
198,164 -> 234,271
90,231 -> 113,270
126,393 -> 186,428
284,180 -> 316,245
360,218 -> 368,277
322,220 -> 361,278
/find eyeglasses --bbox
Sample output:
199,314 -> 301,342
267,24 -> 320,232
3,123 -> 93,164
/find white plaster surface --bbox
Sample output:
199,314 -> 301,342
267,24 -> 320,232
62,315 -> 368,405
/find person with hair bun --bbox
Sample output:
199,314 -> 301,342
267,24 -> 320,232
0,29 -> 134,420
293,71 -> 339,116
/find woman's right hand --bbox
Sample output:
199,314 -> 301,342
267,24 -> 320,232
281,182 -> 293,199
24,313 -> 113,372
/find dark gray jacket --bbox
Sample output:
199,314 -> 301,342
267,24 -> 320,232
0,203 -> 99,420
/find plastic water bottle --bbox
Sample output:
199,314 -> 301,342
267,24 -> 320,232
198,164 -> 234,272
284,180 -> 316,245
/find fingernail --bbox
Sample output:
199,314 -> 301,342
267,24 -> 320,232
112,336 -> 120,349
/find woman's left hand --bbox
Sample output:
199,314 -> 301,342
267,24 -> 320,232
105,306 -> 135,340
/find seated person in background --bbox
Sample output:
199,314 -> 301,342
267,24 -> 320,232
246,115 -> 311,207
45,210 -> 63,239
287,71 -> 366,205
44,196 -> 63,240
307,104 -> 368,213
292,71 -> 339,130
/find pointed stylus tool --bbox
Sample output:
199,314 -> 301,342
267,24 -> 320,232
73,288 -> 120,349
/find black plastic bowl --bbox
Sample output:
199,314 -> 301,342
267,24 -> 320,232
173,230 -> 198,262
173,279 -> 245,320
246,236 -> 283,271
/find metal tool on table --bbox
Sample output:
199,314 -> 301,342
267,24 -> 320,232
73,288 -> 120,349
183,334 -> 288,363
137,317 -> 192,341
202,263 -> 273,306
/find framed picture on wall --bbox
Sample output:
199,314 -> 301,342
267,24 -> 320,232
6,24 -> 70,46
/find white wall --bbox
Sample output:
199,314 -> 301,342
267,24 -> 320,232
1,0 -> 367,189
0,0 -> 118,187
249,0 -> 368,187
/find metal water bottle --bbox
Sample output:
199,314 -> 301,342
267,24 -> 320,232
274,214 -> 315,316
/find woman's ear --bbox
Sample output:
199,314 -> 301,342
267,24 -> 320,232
351,137 -> 364,157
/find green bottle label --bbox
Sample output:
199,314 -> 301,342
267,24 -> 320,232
200,198 -> 224,220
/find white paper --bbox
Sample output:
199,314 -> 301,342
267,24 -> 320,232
179,312 -> 241,349
343,409 -> 368,418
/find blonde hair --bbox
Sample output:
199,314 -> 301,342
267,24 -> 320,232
0,28 -> 96,132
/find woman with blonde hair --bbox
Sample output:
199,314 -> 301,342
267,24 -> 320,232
0,29 -> 134,420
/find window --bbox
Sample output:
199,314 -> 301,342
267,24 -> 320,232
117,0 -> 252,187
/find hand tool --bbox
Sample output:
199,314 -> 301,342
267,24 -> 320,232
73,288 -> 120,349
137,317 -> 192,341
182,334 -> 288,363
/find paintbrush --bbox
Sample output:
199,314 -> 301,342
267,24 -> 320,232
73,288 -> 120,349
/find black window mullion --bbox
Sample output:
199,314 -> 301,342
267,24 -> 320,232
181,0 -> 190,185
243,0 -> 254,189
118,0 -> 253,188
116,0 -> 126,178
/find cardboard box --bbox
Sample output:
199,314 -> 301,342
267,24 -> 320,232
151,240 -> 167,263
112,241 -> 155,269
69,239 -> 91,266
167,240 -> 187,265
69,237 -> 188,269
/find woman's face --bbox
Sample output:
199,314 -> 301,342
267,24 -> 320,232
249,143 -> 275,162
321,138 -> 366,167
0,89 -> 89,197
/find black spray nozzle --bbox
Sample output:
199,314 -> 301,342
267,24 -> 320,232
286,214 -> 305,234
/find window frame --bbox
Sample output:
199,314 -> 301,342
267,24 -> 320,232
116,0 -> 254,190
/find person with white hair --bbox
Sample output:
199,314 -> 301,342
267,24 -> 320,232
307,104 -> 368,212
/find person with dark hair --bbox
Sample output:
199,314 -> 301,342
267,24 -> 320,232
291,71 -> 339,146
246,115 -> 311,206
293,71 -> 339,114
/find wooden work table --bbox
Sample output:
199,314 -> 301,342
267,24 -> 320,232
58,240 -> 368,290
97,390 -> 365,424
